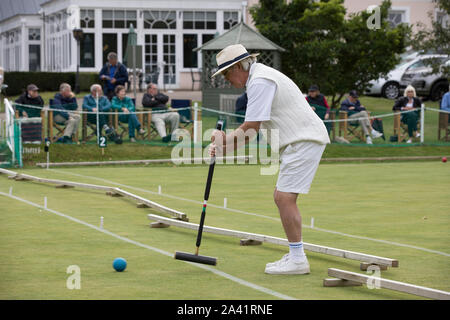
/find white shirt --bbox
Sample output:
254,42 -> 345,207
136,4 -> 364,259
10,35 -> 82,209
244,63 -> 277,122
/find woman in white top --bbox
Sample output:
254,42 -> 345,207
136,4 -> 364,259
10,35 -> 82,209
393,85 -> 422,143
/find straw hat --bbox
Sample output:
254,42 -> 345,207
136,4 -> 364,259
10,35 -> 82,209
211,44 -> 259,78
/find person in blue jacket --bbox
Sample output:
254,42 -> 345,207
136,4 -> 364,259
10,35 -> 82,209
82,84 -> 122,144
99,52 -> 129,100
340,90 -> 383,144
441,84 -> 450,122
51,83 -> 80,143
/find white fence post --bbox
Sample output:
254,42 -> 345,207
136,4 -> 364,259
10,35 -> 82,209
193,102 -> 198,144
420,103 -> 425,144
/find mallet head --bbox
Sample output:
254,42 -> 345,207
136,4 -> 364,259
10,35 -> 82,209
174,251 -> 217,266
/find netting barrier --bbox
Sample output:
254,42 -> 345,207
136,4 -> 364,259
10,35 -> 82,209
0,99 -> 22,168
6,100 -> 450,149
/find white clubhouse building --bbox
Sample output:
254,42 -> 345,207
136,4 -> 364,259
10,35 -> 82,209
0,0 -> 446,90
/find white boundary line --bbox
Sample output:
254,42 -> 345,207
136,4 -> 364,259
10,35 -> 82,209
0,191 -> 295,300
50,169 -> 450,258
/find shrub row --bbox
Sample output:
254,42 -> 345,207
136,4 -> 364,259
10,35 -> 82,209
3,72 -> 99,95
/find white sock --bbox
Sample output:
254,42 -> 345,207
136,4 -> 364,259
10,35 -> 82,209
289,242 -> 305,261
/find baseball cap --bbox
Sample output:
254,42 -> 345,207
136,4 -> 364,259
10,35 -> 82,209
349,90 -> 358,98
27,84 -> 39,91
308,85 -> 319,92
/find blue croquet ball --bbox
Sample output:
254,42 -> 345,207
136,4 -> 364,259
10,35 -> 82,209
113,258 -> 127,272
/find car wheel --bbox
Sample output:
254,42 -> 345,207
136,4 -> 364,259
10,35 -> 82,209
430,81 -> 449,101
382,82 -> 400,99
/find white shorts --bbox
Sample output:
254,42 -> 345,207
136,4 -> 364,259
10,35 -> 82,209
276,141 -> 326,194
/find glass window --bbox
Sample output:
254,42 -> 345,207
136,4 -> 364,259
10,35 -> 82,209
183,11 -> 216,30
122,33 -> 129,62
183,34 -> 198,68
28,28 -> 41,41
81,33 -> 95,67
80,9 -> 95,28
29,44 -> 41,71
144,10 -> 176,29
102,10 -> 113,28
163,34 -> 176,84
103,10 -> 137,28
388,10 -> 405,28
202,34 -> 214,45
224,11 -> 239,29
103,33 -> 117,63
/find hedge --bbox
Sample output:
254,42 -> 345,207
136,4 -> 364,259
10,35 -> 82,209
3,72 -> 99,95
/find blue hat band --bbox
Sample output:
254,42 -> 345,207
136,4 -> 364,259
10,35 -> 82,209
218,52 -> 250,70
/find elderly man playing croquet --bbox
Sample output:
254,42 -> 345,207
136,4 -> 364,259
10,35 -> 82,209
209,44 -> 330,275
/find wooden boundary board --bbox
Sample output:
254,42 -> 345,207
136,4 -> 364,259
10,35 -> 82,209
326,268 -> 450,300
0,169 -> 188,221
148,214 -> 399,267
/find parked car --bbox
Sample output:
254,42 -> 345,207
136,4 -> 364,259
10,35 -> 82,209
400,55 -> 449,101
365,52 -> 419,99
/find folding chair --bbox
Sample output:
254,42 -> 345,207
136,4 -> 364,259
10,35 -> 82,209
81,109 -> 114,143
393,111 -> 421,143
48,99 -> 67,142
190,68 -> 201,91
14,107 -> 45,143
438,112 -> 449,141
171,99 -> 194,135
338,110 -> 369,142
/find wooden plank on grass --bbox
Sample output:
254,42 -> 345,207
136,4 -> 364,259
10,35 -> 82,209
16,173 -> 114,192
0,169 -> 189,221
115,189 -> 188,221
323,278 -> 362,287
327,268 -> 450,300
147,214 -> 398,267
0,168 -> 19,176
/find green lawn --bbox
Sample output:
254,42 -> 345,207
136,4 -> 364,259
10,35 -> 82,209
1,161 -> 449,299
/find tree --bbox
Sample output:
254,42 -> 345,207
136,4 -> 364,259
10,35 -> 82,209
411,0 -> 450,81
250,0 -> 410,108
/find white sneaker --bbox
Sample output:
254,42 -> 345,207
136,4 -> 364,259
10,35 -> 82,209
138,128 -> 146,135
406,138 -> 412,144
415,132 -> 421,138
366,136 -> 373,144
130,137 -> 136,142
265,255 -> 310,275
265,254 -> 289,269
371,129 -> 383,139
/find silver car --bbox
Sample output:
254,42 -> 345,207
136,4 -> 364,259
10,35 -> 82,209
400,55 -> 449,101
365,52 -> 419,99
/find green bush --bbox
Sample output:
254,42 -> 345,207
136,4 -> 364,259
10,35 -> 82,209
3,72 -> 99,96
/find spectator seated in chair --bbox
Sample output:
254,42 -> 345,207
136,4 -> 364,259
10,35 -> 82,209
392,85 -> 422,144
142,83 -> 180,143
82,84 -> 121,144
305,85 -> 331,134
340,90 -> 383,144
441,84 -> 450,120
14,84 -> 44,118
111,85 -> 145,142
51,83 -> 81,144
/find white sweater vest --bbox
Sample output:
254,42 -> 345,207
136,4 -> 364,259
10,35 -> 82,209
248,63 -> 330,149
